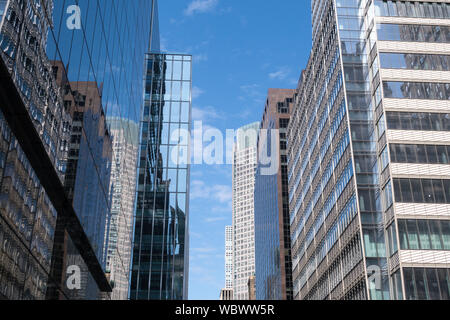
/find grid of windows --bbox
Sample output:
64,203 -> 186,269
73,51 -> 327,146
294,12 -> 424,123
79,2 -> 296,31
386,112 -> 450,131
393,178 -> 450,204
232,123 -> 259,300
377,23 -> 450,43
130,54 -> 191,301
374,0 -> 450,19
380,53 -> 450,71
403,267 -> 450,300
390,144 -> 450,165
383,81 -> 450,100
398,219 -> 450,251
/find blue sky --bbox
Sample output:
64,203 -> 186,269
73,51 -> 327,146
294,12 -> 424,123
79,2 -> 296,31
158,0 -> 312,300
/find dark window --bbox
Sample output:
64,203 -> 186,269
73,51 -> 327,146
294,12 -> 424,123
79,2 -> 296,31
422,179 -> 435,203
386,112 -> 450,132
394,178 -> 450,205
383,81 -> 450,100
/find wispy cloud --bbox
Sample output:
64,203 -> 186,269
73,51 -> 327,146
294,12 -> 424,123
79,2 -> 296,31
269,66 -> 291,80
192,86 -> 205,100
193,53 -> 208,63
238,84 -> 265,106
204,216 -> 227,223
190,180 -> 232,205
184,0 -> 219,16
192,247 -> 217,253
192,106 -> 223,122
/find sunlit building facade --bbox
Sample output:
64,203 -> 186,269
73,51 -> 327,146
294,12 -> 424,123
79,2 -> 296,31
232,122 -> 259,300
225,225 -> 233,289
288,0 -> 450,301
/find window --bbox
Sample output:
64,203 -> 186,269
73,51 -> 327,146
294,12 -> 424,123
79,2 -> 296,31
383,81 -> 450,100
386,112 -> 450,132
379,52 -> 450,71
398,219 -> 450,252
403,267 -> 450,300
394,178 -> 450,204
377,23 -> 450,43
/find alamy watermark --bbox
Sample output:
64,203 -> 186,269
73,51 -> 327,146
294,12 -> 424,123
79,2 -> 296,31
367,265 -> 382,290
66,5 -> 81,30
66,265 -> 81,290
173,121 -> 280,176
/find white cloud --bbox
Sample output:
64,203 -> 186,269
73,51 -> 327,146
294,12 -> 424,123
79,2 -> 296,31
184,0 -> 219,16
192,106 -> 222,121
239,84 -> 265,105
204,216 -> 227,223
192,86 -> 205,100
193,53 -> 208,63
190,180 -> 232,205
269,67 -> 291,80
192,247 -> 216,253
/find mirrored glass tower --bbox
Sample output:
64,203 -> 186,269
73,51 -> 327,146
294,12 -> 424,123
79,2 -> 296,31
129,53 -> 191,300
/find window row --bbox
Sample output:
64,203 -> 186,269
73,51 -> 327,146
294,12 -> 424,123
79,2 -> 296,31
386,111 -> 450,132
374,0 -> 450,20
393,178 -> 450,204
377,23 -> 450,43
403,267 -> 450,300
390,144 -> 450,165
398,219 -> 450,251
379,52 -> 449,71
383,81 -> 450,100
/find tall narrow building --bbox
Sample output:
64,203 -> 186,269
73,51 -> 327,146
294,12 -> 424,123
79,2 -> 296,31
129,52 -> 192,300
225,225 -> 233,290
288,0 -> 450,300
232,122 -> 259,300
255,89 -> 295,300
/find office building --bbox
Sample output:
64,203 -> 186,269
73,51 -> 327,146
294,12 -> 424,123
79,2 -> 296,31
232,122 -> 259,300
225,225 -> 233,289
106,117 -> 139,300
288,0 -> 450,300
129,52 -> 192,300
0,0 -> 156,299
255,89 -> 295,300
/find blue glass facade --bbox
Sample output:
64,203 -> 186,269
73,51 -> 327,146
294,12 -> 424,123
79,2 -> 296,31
130,53 -> 191,300
255,161 -> 281,300
255,89 -> 294,300
336,0 -> 390,300
0,0 -> 155,299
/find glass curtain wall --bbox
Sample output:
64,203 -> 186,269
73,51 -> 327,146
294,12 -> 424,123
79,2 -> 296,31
130,53 -> 191,300
336,0 -> 390,299
0,0 -> 155,299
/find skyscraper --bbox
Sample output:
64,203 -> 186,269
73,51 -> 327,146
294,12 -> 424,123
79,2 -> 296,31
255,89 -> 295,300
0,0 -> 156,299
225,225 -> 233,290
106,117 -> 139,300
129,52 -> 192,300
232,122 -> 259,300
288,0 -> 450,300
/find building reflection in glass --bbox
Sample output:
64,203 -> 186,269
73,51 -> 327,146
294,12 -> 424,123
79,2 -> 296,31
130,53 -> 191,300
